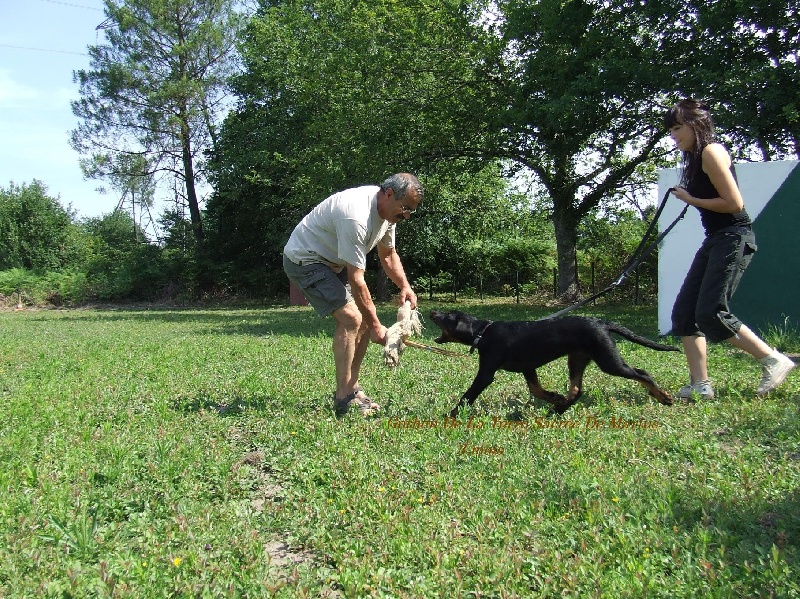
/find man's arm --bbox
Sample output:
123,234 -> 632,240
346,264 -> 388,344
378,244 -> 417,309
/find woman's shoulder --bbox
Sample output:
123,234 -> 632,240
701,142 -> 731,160
701,142 -> 732,169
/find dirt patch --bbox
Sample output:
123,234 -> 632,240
233,449 -> 287,511
264,539 -> 316,568
234,449 -> 342,596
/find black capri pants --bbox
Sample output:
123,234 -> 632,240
671,227 -> 757,343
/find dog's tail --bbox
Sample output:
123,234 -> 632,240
604,322 -> 680,352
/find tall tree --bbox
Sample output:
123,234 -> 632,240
71,0 -> 244,245
482,0 -> 688,299
212,0 -> 679,299
103,153 -> 158,242
225,0 -> 498,192
211,0 -> 799,299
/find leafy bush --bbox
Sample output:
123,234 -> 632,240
0,268 -> 37,297
82,211 -> 167,300
0,209 -> 169,305
0,269 -> 90,306
0,181 -> 89,271
578,207 -> 658,301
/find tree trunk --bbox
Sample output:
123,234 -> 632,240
376,269 -> 390,301
180,112 -> 204,244
552,205 -> 580,301
757,137 -> 772,161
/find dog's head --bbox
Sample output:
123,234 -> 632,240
429,310 -> 485,345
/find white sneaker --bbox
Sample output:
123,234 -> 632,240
676,379 -> 714,400
756,351 -> 795,395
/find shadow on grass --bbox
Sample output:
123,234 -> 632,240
171,390 -> 339,419
19,300 -> 669,342
668,400 -> 800,577
665,487 -> 800,580
23,305 -> 330,337
173,393 -> 277,416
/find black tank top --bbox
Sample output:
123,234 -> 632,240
686,164 -> 751,235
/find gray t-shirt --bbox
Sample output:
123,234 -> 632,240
283,185 -> 395,272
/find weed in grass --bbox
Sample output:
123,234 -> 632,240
761,316 -> 800,354
39,507 -> 101,560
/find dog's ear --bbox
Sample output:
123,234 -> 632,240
447,311 -> 482,342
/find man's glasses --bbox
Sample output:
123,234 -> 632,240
400,204 -> 416,215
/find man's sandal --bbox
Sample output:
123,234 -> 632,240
333,390 -> 380,417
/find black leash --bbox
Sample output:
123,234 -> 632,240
546,188 -> 688,319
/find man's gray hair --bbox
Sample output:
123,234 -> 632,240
380,173 -> 424,202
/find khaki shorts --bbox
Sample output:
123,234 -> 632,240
283,254 -> 353,317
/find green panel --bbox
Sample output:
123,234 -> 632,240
731,163 -> 800,335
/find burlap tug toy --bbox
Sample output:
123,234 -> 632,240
383,301 -> 468,367
383,301 -> 423,367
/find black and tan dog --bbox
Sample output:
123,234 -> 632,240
430,310 -> 678,417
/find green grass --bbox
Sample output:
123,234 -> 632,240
1,301 -> 799,597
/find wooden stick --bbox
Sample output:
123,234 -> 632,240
401,338 -> 470,358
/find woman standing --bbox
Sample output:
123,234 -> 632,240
665,98 -> 794,399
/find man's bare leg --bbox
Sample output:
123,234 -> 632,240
332,302 -> 362,399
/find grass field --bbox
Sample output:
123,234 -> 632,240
1,301 -> 799,598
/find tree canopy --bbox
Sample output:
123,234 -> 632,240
208,0 -> 682,297
9,0 -> 797,303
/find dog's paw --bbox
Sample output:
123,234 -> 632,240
549,396 -> 578,415
649,389 -> 674,406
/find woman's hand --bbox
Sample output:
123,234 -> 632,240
670,186 -> 693,204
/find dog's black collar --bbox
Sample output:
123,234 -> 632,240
470,321 -> 493,354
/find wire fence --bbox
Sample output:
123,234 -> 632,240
404,262 -> 657,306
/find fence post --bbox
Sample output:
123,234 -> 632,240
553,268 -> 557,297
574,252 -> 579,294
452,272 -> 457,302
479,273 -> 483,300
634,269 -> 640,306
429,275 -> 433,301
515,271 -> 520,304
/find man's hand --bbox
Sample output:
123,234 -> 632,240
370,323 -> 388,345
398,286 -> 418,310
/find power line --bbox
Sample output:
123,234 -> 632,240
0,43 -> 88,56
2,1 -> 106,57
35,0 -> 103,10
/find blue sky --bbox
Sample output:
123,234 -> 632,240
1,0 -> 117,219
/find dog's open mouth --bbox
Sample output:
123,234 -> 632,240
431,327 -> 453,344
429,311 -> 446,343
